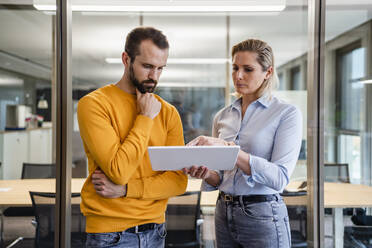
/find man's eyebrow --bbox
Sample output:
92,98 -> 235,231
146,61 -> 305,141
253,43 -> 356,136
142,63 -> 167,68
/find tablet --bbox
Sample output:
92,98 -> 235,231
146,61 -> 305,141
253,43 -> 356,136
148,146 -> 240,171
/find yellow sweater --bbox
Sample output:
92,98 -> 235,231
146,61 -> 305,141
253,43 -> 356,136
77,84 -> 188,233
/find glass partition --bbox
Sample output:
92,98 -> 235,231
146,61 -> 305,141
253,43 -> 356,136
69,1 -> 310,246
0,2 -> 56,247
324,1 -> 372,247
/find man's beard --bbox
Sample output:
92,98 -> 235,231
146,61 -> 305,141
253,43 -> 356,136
129,63 -> 158,94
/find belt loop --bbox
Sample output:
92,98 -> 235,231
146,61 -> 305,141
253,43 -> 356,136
238,195 -> 244,208
275,194 -> 280,201
135,225 -> 139,233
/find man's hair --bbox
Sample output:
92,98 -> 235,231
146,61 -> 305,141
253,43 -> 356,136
231,39 -> 278,98
125,27 -> 169,62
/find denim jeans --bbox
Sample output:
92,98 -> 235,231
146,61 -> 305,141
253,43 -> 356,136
215,195 -> 291,248
85,223 -> 166,248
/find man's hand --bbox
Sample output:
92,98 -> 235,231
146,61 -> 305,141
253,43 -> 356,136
187,136 -> 230,146
92,169 -> 126,198
136,89 -> 161,119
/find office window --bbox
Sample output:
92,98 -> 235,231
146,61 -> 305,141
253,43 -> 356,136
278,72 -> 285,90
336,43 -> 366,132
335,43 -> 366,184
290,66 -> 301,90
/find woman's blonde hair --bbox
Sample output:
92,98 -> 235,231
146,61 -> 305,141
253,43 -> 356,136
231,39 -> 278,98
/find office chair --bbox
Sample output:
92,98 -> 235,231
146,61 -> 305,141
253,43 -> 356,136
165,191 -> 203,248
21,163 -> 56,179
344,208 -> 372,248
281,189 -> 307,247
29,191 -> 86,248
324,163 -> 350,183
0,163 -> 55,247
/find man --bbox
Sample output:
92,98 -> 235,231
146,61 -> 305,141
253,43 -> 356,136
77,27 -> 188,248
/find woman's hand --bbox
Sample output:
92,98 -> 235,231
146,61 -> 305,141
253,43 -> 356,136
182,166 -> 221,187
187,135 -> 229,146
182,166 -> 210,179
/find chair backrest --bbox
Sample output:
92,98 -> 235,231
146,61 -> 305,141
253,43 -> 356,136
22,163 -> 56,179
165,191 -> 201,247
324,163 -> 350,183
29,191 -> 85,247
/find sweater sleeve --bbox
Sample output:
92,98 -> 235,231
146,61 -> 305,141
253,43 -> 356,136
77,95 -> 154,185
126,106 -> 188,200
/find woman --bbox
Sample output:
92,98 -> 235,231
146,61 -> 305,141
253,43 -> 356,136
184,39 -> 302,248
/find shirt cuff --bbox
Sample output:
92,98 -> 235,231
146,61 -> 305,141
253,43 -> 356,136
242,154 -> 256,187
201,180 -> 218,191
200,170 -> 222,191
125,178 -> 143,198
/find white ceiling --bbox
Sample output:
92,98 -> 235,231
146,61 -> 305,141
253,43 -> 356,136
0,0 -> 371,88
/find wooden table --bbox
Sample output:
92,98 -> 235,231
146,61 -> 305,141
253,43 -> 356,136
1,178 -> 372,247
0,178 -> 210,207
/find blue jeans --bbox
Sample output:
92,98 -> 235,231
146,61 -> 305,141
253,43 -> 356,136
86,223 -> 166,248
215,195 -> 291,248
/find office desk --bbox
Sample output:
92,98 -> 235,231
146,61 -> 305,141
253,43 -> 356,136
1,179 -> 372,247
0,178 -> 209,207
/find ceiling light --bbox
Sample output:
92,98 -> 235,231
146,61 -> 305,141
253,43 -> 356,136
168,58 -> 230,64
33,0 -> 286,12
105,58 -> 231,64
359,79 -> 372,84
0,78 -> 23,86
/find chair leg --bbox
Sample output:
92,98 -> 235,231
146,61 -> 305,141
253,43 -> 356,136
0,213 -> 4,247
5,237 -> 23,248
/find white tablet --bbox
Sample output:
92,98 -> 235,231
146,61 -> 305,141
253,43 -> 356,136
148,146 -> 240,171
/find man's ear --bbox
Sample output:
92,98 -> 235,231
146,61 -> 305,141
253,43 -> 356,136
122,52 -> 130,67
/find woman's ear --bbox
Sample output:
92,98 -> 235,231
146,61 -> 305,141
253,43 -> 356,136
265,66 -> 273,80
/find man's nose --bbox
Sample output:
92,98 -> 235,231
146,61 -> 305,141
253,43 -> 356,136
148,69 -> 159,81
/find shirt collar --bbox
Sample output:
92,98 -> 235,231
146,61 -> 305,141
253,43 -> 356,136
256,94 -> 271,108
230,94 -> 272,111
230,98 -> 242,111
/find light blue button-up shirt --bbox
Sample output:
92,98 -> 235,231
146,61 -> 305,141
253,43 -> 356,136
201,94 -> 303,195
